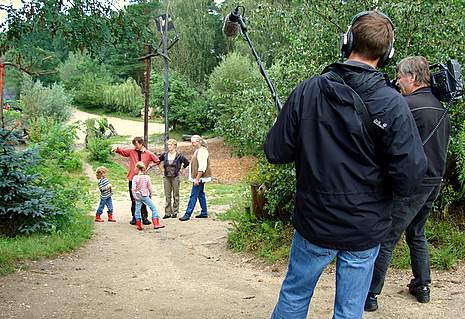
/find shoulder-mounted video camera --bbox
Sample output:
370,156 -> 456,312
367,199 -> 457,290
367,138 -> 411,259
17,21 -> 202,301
430,59 -> 463,102
390,59 -> 463,103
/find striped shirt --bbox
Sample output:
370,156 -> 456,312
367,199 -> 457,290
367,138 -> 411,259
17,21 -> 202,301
98,177 -> 112,199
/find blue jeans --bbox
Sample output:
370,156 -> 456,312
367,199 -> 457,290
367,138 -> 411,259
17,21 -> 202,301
369,185 -> 439,295
184,182 -> 207,217
271,231 -> 380,319
135,196 -> 159,220
96,197 -> 113,215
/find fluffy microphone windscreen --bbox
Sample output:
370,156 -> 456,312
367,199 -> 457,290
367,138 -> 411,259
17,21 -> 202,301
223,13 -> 240,37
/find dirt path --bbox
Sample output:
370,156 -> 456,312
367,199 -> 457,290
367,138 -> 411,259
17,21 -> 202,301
69,108 -> 165,144
1,110 -> 464,318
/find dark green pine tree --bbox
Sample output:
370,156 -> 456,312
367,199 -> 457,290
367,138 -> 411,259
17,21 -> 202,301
0,128 -> 61,237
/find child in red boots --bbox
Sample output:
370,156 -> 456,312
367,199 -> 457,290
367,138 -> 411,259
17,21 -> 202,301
131,161 -> 164,230
95,166 -> 116,222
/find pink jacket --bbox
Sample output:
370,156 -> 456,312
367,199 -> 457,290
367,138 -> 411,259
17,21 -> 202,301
115,147 -> 160,181
131,174 -> 154,198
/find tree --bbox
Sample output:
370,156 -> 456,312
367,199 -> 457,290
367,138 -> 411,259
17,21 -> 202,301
161,0 -> 226,86
0,127 -> 61,237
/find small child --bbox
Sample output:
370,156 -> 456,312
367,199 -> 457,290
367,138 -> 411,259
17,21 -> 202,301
95,166 -> 116,222
132,161 -> 165,230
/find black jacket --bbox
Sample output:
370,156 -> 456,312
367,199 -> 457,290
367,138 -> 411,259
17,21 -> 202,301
158,152 -> 189,177
405,87 -> 450,186
264,61 -> 427,251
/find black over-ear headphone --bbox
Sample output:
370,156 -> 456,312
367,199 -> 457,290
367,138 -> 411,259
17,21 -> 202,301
340,11 -> 395,67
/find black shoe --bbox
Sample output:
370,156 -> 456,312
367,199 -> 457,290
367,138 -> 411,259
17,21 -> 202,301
179,215 -> 190,221
142,218 -> 152,225
408,284 -> 430,303
162,215 -> 171,219
129,217 -> 136,225
171,214 -> 177,218
195,214 -> 208,218
364,293 -> 378,312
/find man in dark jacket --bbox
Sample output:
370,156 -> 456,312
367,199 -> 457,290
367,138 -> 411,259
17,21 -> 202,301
365,56 -> 450,312
266,12 -> 427,319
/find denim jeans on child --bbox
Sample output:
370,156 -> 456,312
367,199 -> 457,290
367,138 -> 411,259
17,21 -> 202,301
135,196 -> 159,220
184,182 -> 207,217
271,231 -> 380,319
369,185 -> 439,295
96,197 -> 113,216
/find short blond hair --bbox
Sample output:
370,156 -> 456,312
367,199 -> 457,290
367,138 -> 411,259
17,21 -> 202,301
95,166 -> 108,178
135,161 -> 146,172
167,138 -> 178,147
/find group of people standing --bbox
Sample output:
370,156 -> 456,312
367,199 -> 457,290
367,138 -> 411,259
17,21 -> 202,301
94,134 -> 212,230
92,10 -> 450,319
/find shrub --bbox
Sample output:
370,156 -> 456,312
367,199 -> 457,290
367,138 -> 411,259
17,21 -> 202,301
19,76 -> 73,123
86,137 -> 112,162
208,52 -> 273,155
102,78 -> 143,116
150,71 -> 211,133
28,119 -> 83,172
0,129 -> 62,236
58,51 -> 114,108
84,118 -> 112,162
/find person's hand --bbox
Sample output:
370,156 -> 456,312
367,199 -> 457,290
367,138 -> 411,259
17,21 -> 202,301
111,146 -> 117,152
194,178 -> 200,186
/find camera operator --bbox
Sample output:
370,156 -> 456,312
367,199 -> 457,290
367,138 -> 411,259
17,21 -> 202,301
265,11 -> 427,319
365,56 -> 451,311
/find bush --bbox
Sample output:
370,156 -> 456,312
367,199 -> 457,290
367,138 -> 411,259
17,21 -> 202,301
208,52 -> 274,155
86,137 -> 112,162
150,71 -> 211,133
58,51 -> 114,109
28,118 -> 82,171
19,76 -> 73,123
102,78 -> 143,116
0,129 -> 62,236
84,117 -> 112,162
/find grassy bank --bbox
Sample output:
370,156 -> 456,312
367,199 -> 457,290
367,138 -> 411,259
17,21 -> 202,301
0,169 -> 94,276
221,199 -> 465,270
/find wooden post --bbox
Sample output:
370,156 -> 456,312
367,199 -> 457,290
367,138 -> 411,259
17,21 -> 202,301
0,60 -> 4,130
143,46 -> 153,148
162,22 -> 169,153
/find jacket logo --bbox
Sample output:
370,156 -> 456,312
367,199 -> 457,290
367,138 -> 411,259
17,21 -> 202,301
373,118 -> 388,130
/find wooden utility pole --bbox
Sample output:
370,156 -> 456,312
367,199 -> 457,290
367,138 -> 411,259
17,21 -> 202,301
0,58 -> 4,130
161,16 -> 170,152
142,46 -> 153,147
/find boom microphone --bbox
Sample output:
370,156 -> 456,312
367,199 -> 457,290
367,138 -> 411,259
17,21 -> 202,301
223,6 -> 241,37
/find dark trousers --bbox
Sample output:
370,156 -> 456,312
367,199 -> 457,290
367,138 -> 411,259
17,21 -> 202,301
369,185 -> 440,295
128,181 -> 148,220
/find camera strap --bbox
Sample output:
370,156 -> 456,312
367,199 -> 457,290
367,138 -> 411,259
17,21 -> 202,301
322,70 -> 379,143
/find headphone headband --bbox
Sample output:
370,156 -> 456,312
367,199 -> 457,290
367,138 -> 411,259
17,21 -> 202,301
340,10 -> 395,67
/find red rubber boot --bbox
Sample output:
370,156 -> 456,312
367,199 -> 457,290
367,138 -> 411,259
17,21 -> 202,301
152,218 -> 165,229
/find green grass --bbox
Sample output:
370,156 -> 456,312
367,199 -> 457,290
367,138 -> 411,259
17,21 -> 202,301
391,219 -> 465,270
219,200 -> 293,263
208,183 -> 247,206
108,134 -> 132,144
221,195 -> 465,269
0,167 -> 95,276
0,214 -> 93,275
86,153 -> 129,192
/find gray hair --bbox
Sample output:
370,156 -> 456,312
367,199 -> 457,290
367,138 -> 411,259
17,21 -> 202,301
396,56 -> 431,86
191,135 -> 207,147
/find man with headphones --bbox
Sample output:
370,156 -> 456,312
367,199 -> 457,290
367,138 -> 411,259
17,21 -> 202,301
265,11 -> 427,319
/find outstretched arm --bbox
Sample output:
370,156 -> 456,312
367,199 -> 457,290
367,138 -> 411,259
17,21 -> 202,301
112,146 -> 132,157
